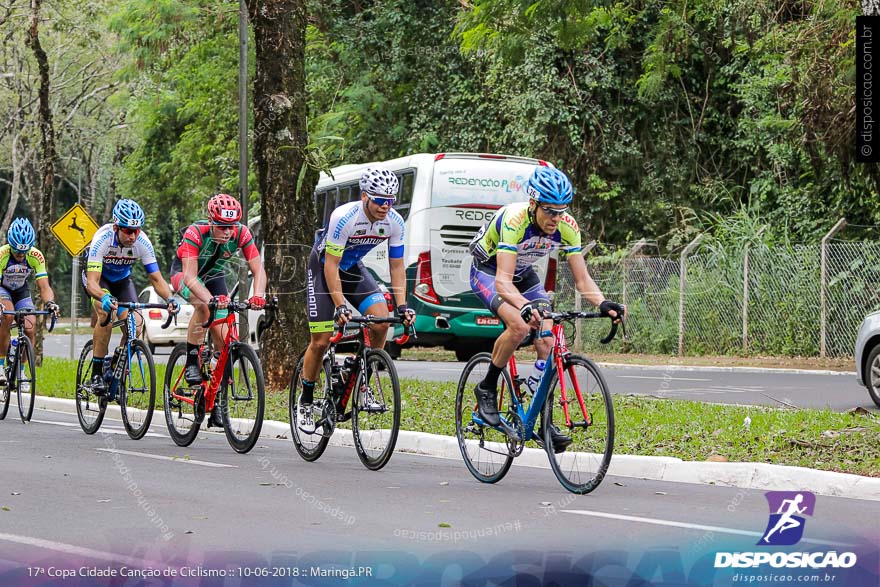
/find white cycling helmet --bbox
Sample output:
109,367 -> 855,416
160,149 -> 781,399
359,166 -> 399,197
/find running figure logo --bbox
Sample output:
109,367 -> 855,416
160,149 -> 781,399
759,491 -> 816,546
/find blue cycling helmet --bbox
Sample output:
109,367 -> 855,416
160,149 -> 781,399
8,218 -> 35,252
112,199 -> 145,228
526,167 -> 573,206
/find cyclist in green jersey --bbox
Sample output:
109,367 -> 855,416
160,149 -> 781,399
468,166 -> 624,451
0,218 -> 59,385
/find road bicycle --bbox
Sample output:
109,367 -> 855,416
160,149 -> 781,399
289,315 -> 413,470
455,310 -> 623,494
163,298 -> 276,454
0,308 -> 56,422
75,302 -> 173,439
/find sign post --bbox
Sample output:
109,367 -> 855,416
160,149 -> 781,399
50,204 -> 99,360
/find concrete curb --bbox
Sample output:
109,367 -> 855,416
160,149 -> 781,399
33,396 -> 880,501
595,362 -> 856,376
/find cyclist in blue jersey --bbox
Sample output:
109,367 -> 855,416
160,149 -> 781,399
83,199 -> 179,395
295,166 -> 415,434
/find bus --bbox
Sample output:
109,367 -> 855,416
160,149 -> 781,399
313,152 -> 556,361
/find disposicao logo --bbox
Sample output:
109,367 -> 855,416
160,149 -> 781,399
760,491 -> 815,546
714,491 -> 858,570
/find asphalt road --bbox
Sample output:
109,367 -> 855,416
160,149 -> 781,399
42,335 -> 870,412
0,408 -> 877,585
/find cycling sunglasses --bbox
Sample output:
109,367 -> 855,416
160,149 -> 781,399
367,194 -> 395,207
118,226 -> 140,236
539,205 -> 568,218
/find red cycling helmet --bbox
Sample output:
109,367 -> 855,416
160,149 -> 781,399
207,194 -> 242,224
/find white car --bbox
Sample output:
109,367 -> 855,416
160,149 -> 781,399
138,287 -> 193,353
855,309 -> 880,408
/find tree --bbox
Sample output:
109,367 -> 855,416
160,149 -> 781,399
248,0 -> 317,388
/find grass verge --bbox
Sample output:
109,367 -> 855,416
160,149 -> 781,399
34,359 -> 879,477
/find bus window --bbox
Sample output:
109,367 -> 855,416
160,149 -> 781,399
320,188 -> 338,226
395,171 -> 415,221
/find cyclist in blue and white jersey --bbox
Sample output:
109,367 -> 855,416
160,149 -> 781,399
83,199 -> 178,394
295,166 -> 415,434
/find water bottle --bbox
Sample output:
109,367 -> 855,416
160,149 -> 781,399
104,348 -> 121,382
209,351 -> 220,373
526,359 -> 546,395
10,338 -> 17,360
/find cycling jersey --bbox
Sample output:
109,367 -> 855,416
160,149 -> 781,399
0,244 -> 48,291
86,224 -> 160,282
171,221 -> 259,278
470,202 -> 581,273
316,201 -> 404,271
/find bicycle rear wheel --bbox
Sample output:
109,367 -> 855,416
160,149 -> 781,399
163,342 -> 202,447
120,340 -> 156,440
351,349 -> 400,470
543,355 -> 614,494
454,352 -> 515,484
289,351 -> 332,462
16,337 -> 35,422
75,340 -> 107,434
221,343 -> 265,454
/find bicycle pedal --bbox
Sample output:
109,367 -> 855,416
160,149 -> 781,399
570,420 -> 589,429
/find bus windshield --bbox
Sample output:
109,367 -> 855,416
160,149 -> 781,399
431,158 -> 537,207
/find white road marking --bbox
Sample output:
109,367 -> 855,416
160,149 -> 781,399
0,532 -> 150,565
561,510 -> 851,546
31,418 -> 166,438
619,375 -> 712,381
95,448 -> 237,468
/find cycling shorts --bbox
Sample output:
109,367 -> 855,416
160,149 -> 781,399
306,247 -> 386,334
170,272 -> 229,321
0,286 -> 35,310
469,260 -> 552,316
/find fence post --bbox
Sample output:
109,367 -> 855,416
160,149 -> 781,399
575,240 -> 598,352
820,217 -> 847,358
742,226 -> 767,354
678,234 -> 703,357
623,239 -> 647,311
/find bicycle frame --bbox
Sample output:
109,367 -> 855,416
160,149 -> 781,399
167,309 -> 238,413
2,309 -> 56,378
326,316 -> 412,416
101,303 -> 172,396
472,311 -> 619,440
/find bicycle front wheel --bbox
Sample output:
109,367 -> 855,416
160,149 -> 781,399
163,343 -> 202,447
221,343 -> 265,454
75,340 -> 106,434
120,340 -> 156,440
454,352 -> 515,484
0,360 -> 9,420
543,355 -> 614,494
289,351 -> 332,462
16,337 -> 35,422
351,349 -> 400,471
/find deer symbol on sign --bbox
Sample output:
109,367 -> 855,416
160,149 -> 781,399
68,213 -> 85,238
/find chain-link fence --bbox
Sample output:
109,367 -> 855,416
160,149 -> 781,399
556,240 -> 880,358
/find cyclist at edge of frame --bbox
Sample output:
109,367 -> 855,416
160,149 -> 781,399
83,199 -> 180,397
296,165 -> 416,435
169,193 -> 267,428
0,217 -> 60,385
467,166 -> 625,452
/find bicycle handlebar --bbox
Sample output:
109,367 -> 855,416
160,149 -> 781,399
99,302 -> 177,329
201,296 -> 279,329
541,310 -> 625,344
2,309 -> 57,333
329,314 -> 416,346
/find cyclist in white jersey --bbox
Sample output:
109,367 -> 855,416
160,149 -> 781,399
83,199 -> 178,395
295,166 -> 415,434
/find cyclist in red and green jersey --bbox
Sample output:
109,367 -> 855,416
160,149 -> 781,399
170,194 -> 266,425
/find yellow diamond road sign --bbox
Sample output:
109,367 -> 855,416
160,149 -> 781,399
51,204 -> 100,257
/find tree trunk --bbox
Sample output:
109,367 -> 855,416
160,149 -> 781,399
26,0 -> 56,364
249,0 -> 317,389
